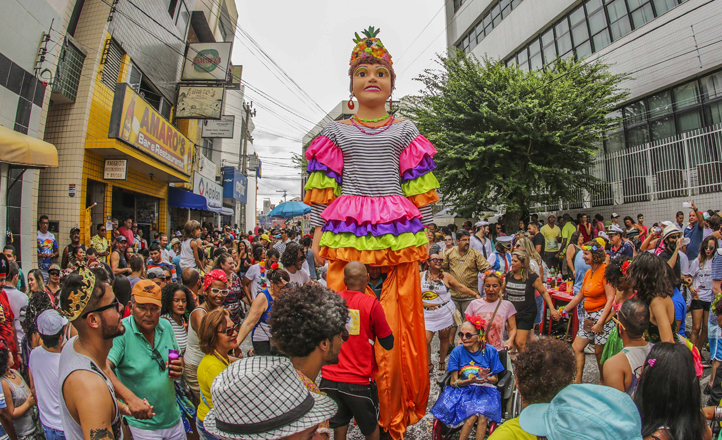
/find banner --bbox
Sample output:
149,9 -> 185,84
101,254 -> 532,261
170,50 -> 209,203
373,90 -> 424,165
198,153 -> 216,181
108,84 -> 193,175
193,172 -> 223,209
223,166 -> 247,203
176,86 -> 224,119
181,42 -> 233,82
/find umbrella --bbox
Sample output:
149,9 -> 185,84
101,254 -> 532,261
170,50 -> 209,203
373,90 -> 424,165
268,201 -> 311,218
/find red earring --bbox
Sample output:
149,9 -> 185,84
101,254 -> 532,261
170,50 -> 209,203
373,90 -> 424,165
348,94 -> 355,110
389,97 -> 393,109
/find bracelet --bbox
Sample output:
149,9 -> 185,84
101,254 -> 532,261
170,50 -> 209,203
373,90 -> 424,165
715,406 -> 722,421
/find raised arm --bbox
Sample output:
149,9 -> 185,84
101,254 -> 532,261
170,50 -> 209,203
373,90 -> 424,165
237,294 -> 269,345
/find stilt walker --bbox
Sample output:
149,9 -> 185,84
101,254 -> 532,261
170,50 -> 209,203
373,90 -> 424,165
306,27 -> 440,439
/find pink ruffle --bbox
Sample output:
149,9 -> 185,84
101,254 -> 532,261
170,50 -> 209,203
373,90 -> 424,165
305,136 -> 343,175
321,195 -> 422,225
399,135 -> 437,175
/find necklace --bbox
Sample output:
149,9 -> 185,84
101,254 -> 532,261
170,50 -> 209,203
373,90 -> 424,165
351,116 -> 395,135
351,114 -> 393,129
353,114 -> 390,124
3,371 -> 16,380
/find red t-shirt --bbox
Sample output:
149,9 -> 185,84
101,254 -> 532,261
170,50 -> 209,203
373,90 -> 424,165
117,227 -> 135,247
321,289 -> 392,385
0,290 -> 18,367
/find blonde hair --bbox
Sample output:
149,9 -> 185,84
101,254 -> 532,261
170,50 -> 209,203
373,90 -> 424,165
516,237 -> 542,271
512,250 -> 532,282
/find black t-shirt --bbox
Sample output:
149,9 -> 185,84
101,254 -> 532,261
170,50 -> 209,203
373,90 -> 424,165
659,248 -> 682,288
505,271 -> 539,314
532,233 -> 545,251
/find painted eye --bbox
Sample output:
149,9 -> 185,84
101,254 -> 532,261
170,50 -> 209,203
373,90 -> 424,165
378,71 -> 386,77
357,71 -> 366,77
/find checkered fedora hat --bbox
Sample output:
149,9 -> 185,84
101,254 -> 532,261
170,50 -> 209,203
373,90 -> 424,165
204,356 -> 337,440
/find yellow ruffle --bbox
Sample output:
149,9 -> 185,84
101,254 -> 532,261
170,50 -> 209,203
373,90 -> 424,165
320,231 -> 428,251
401,172 -> 439,197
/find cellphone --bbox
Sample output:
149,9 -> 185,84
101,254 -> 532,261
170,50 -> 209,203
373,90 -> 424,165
655,227 -> 662,234
683,201 -> 692,208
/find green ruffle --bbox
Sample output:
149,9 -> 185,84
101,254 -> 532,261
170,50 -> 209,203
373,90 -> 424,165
304,172 -> 341,196
402,172 -> 439,197
319,231 -> 429,251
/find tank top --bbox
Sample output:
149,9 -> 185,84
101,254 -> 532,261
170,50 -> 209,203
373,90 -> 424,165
252,289 -> 273,342
622,344 -> 652,396
113,250 -> 127,269
505,272 -> 539,315
179,239 -> 196,270
59,337 -> 121,440
420,272 -> 451,305
185,308 -> 206,366
1,372 -> 36,436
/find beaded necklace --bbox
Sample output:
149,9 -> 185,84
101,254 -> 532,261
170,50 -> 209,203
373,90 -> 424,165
353,114 -> 390,124
351,116 -> 395,135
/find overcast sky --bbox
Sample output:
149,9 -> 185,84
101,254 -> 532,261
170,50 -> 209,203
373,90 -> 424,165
231,0 -> 448,210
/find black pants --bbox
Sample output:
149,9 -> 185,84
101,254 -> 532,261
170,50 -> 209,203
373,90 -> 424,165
252,340 -> 281,356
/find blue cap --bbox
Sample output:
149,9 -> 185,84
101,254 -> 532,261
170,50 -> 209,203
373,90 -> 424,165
519,384 -> 642,440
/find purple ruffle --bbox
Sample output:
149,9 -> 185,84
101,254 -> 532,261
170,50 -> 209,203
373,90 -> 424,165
322,217 -> 426,237
307,159 -> 342,184
402,155 -> 436,181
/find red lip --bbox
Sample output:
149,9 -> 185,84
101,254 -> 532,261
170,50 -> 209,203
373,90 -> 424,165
364,86 -> 381,91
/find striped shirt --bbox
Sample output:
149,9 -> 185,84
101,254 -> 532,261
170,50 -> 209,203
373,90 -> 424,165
442,247 -> 491,299
162,314 -> 188,354
310,120 -> 433,227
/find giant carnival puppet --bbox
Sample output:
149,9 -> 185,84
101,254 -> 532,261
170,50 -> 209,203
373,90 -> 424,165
306,27 -> 440,438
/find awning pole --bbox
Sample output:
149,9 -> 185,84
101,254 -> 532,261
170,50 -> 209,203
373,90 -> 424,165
6,169 -> 26,192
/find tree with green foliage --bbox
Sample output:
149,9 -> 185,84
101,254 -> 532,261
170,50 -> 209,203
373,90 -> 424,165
403,52 -> 629,227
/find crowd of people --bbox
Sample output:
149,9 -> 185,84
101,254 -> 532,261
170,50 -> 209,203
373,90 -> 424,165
0,200 -> 716,440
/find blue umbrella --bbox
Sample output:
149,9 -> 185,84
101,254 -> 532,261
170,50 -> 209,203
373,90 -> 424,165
268,201 -> 311,218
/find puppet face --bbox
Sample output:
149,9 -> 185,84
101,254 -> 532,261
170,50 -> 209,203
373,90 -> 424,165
351,64 -> 392,107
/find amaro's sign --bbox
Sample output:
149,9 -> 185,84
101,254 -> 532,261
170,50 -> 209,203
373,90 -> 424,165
193,172 -> 223,209
108,84 -> 192,175
104,159 -> 128,180
181,42 -> 232,82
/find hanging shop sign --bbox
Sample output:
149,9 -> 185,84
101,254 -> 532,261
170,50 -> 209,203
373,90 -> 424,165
193,172 -> 223,209
176,86 -> 224,119
181,42 -> 233,82
103,159 -> 128,180
198,153 -> 217,181
109,84 -> 193,175
202,115 -> 235,138
223,166 -> 247,203
226,65 -> 243,90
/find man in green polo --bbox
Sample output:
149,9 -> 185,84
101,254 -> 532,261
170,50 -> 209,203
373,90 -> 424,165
108,280 -> 185,439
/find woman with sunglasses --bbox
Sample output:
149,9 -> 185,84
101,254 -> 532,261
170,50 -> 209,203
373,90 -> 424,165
689,236 -> 718,353
441,235 -> 455,257
424,254 -> 478,374
45,264 -> 61,306
161,283 -> 195,355
506,251 -> 560,353
430,318 -> 504,440
196,309 -> 239,440
564,238 -> 615,384
236,267 -> 290,356
185,269 -> 229,400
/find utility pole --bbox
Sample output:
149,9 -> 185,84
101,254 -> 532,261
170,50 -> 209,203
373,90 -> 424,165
239,101 -> 256,231
276,189 -> 287,203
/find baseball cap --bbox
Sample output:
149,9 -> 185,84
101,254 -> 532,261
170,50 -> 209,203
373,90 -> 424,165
519,384 -> 642,440
116,235 -> 127,243
261,234 -> 270,241
49,264 -> 61,272
132,280 -> 162,306
37,309 -> 68,336
70,227 -> 81,234
146,266 -> 165,280
611,213 -> 620,218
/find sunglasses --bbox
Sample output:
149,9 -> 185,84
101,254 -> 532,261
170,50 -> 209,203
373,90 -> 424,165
218,323 -> 240,337
82,298 -> 121,318
611,316 -> 626,332
99,229 -> 106,233
48,271 -> 60,276
341,328 -> 349,342
209,288 -> 229,296
150,347 -> 166,372
708,246 -> 716,251
429,258 -> 443,263
445,238 -> 453,242
458,331 -> 479,340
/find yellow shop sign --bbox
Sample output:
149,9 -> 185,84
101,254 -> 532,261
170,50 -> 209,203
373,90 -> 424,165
109,84 -> 192,175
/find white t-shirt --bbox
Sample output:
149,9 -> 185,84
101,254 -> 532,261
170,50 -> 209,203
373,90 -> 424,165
690,258 -> 714,302
244,264 -> 266,300
288,268 -> 310,287
28,346 -> 63,430
2,287 -> 27,346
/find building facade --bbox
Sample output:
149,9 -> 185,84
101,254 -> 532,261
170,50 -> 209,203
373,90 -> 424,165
447,0 -> 722,224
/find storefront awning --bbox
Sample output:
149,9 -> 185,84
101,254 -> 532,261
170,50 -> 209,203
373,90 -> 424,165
0,125 -> 58,168
169,187 -> 236,216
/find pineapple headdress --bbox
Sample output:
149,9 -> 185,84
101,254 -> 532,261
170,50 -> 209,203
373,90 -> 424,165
59,266 -> 97,321
350,26 -> 393,66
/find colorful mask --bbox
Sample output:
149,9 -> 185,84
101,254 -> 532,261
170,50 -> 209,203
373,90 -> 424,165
350,26 -> 393,66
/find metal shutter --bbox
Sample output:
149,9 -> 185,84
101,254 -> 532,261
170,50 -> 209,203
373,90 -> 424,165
101,39 -> 124,89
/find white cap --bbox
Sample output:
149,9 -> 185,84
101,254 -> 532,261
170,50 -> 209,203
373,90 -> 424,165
607,224 -> 624,234
497,236 -> 514,245
598,231 -> 610,241
37,309 -> 68,336
475,221 -> 489,227
662,224 -> 681,240
611,213 -> 620,218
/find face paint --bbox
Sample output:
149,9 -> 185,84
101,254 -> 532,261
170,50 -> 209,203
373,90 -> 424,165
376,66 -> 390,78
354,66 -> 369,77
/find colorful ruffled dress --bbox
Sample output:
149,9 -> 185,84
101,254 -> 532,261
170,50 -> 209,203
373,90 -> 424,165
305,119 -> 439,438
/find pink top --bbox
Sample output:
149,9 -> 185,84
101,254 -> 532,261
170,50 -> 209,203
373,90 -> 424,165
612,292 -> 636,312
466,298 -> 517,350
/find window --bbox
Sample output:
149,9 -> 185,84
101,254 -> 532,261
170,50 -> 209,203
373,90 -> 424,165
529,40 -> 543,70
627,125 -> 649,148
677,109 -> 703,133
454,0 -> 466,13
629,1 -> 654,29
517,47 -> 529,71
650,115 -> 676,141
653,0 -> 678,14
501,0 -> 512,18
706,101 -> 722,125
624,100 -> 647,125
606,0 -> 632,41
674,81 -> 700,109
475,23 -> 485,45
555,18 -> 573,56
168,0 -> 179,18
101,39 -> 123,89
648,90 -> 673,118
491,4 -> 502,26
176,1 -> 190,36
542,29 -> 556,64
701,71 -> 722,101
